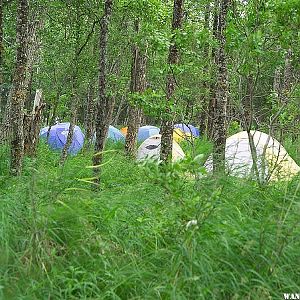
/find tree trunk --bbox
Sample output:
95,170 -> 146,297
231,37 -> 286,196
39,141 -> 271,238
199,2 -> 212,136
160,0 -> 184,162
93,0 -> 114,186
60,2 -> 81,165
85,81 -> 96,146
273,67 -> 281,97
24,89 -> 44,156
60,88 -> 78,165
281,48 -> 292,104
212,0 -> 231,173
125,21 -> 147,156
24,16 -> 43,109
22,13 -> 44,154
113,94 -> 125,125
0,2 -> 43,145
0,91 -> 12,143
10,0 -> 29,175
0,0 -> 4,88
0,17 -> 11,147
241,75 -> 254,131
206,0 -> 219,139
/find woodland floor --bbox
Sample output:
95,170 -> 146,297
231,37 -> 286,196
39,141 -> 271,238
1,139 -> 300,299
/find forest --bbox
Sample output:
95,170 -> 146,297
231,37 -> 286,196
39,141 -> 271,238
1,0 -> 300,299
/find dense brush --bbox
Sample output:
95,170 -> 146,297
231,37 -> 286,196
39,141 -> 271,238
0,140 -> 300,299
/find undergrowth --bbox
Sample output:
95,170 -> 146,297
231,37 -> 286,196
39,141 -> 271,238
0,140 -> 300,299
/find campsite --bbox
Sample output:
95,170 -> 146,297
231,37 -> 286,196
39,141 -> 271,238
1,0 -> 300,299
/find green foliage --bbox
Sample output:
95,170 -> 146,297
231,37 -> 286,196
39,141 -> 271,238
1,140 -> 300,299
2,0 -> 300,297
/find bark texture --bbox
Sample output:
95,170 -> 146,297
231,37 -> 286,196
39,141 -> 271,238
60,3 -> 81,165
125,21 -> 147,156
60,81 -> 78,165
10,0 -> 29,175
0,5 -> 43,144
93,0 -> 114,186
0,0 -> 3,109
85,82 -> 96,146
0,0 -> 4,87
206,0 -> 220,139
281,48 -> 292,104
241,75 -> 254,131
24,89 -> 44,156
113,95 -> 125,125
160,0 -> 184,162
212,0 -> 231,173
24,15 -> 43,108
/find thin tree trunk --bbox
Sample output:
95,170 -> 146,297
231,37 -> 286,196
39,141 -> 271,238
273,67 -> 281,97
46,89 -> 61,139
23,13 -> 44,155
60,88 -> 78,164
0,0 -> 2,76
240,75 -> 261,183
85,81 -> 96,146
241,75 -> 254,131
212,0 -> 231,173
281,48 -> 292,104
0,2 -> 43,144
93,0 -> 114,186
0,0 -> 3,118
123,104 -> 129,125
113,94 -> 125,125
206,0 -> 219,139
10,0 -> 29,175
0,0 -> 9,141
24,89 -> 44,156
0,91 -> 12,143
24,16 -> 43,107
125,21 -> 147,156
160,0 -> 184,162
60,2 -> 81,165
199,2 -> 211,135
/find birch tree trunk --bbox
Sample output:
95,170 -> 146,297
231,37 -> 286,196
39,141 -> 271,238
85,82 -> 96,146
113,95 -> 125,125
206,0 -> 219,139
60,2 -> 81,165
241,75 -> 254,131
212,0 -> 231,173
281,48 -> 292,104
0,0 -> 4,89
0,4 -> 43,144
160,0 -> 184,162
23,15 -> 43,108
60,89 -> 78,165
10,0 -> 29,175
24,89 -> 44,156
240,75 -> 261,183
0,91 -> 12,143
23,13 -> 44,156
125,21 -> 147,156
198,2 -> 212,136
93,0 -> 114,186
0,0 -> 3,117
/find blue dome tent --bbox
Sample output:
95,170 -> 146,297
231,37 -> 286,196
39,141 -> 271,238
174,123 -> 199,137
40,122 -> 85,155
107,125 -> 125,142
39,126 -> 49,137
138,126 -> 160,142
93,126 -> 125,143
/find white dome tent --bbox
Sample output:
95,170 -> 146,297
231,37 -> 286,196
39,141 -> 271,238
205,130 -> 300,182
137,135 -> 185,162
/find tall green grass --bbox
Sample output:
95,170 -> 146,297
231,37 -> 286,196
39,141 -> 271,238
0,140 -> 300,299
